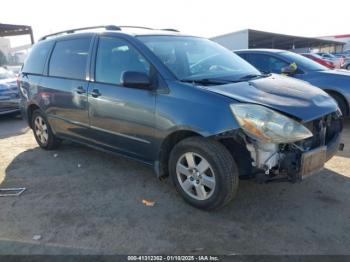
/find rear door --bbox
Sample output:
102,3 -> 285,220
40,36 -> 93,139
87,36 -> 156,162
20,40 -> 54,116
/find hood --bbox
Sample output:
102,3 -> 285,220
0,78 -> 17,87
319,69 -> 350,77
205,74 -> 338,122
0,78 -> 19,100
302,69 -> 350,90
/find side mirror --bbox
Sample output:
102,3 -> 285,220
281,63 -> 297,75
121,71 -> 151,89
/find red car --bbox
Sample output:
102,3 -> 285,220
301,53 -> 335,69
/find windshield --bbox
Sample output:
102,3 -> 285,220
319,53 -> 336,59
307,53 -> 323,59
137,36 -> 261,81
280,51 -> 329,71
0,67 -> 15,80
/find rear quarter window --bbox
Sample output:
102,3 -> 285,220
48,38 -> 92,80
22,41 -> 54,75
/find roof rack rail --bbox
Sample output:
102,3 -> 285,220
39,25 -> 121,41
118,26 -> 179,32
119,25 -> 180,32
160,28 -> 180,32
118,26 -> 154,30
39,25 -> 180,41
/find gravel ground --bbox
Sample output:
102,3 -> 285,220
0,115 -> 349,255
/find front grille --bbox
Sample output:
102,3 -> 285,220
300,112 -> 342,150
277,111 -> 342,179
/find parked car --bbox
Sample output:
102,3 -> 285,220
236,49 -> 350,116
316,53 -> 342,68
333,54 -> 350,70
19,26 -> 342,210
3,65 -> 22,76
301,53 -> 335,69
343,60 -> 350,70
0,66 -> 20,116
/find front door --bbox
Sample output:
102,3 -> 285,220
87,36 -> 156,162
243,53 -> 289,74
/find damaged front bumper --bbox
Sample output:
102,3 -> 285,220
243,111 -> 343,183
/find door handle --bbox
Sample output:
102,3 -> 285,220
76,86 -> 86,94
91,89 -> 101,98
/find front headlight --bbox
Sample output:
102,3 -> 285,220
230,104 -> 313,143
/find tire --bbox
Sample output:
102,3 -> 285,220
169,137 -> 239,210
31,109 -> 61,150
346,64 -> 350,70
329,93 -> 347,116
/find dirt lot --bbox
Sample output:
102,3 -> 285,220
0,115 -> 350,255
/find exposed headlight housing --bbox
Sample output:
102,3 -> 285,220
230,104 -> 313,143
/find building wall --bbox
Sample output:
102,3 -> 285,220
0,38 -> 11,59
211,30 -> 249,50
211,29 -> 345,53
291,47 -> 311,53
290,46 -> 343,54
319,35 -> 350,52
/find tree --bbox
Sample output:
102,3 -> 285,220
0,50 -> 7,66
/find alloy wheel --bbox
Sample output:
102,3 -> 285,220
34,116 -> 48,145
176,152 -> 216,200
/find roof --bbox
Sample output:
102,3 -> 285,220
0,23 -> 32,37
248,29 -> 344,49
235,48 -> 285,53
320,34 -> 350,39
214,29 -> 344,50
0,23 -> 34,43
39,25 -> 182,41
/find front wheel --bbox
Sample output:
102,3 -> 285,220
329,93 -> 347,116
169,137 -> 239,210
31,109 -> 61,150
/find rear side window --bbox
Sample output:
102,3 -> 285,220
22,41 -> 53,74
49,38 -> 91,80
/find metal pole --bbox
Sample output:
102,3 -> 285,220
29,27 -> 34,44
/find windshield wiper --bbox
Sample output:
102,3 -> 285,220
238,73 -> 270,81
181,74 -> 271,86
180,78 -> 232,85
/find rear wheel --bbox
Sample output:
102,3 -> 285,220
31,109 -> 61,150
169,137 -> 239,210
